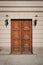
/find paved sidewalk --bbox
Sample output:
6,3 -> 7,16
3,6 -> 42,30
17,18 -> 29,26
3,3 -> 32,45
0,54 -> 43,65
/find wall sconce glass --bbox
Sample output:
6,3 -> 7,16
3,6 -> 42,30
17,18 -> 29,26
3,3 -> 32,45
34,19 -> 37,26
5,15 -> 9,27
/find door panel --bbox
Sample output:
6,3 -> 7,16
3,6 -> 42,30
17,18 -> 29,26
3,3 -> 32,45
12,31 -> 21,39
11,20 -> 21,54
11,21 -> 21,30
22,21 -> 31,29
11,19 -> 32,54
12,39 -> 21,54
22,31 -> 30,40
21,20 -> 32,54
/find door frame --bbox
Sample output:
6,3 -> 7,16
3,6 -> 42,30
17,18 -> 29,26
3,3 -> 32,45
11,19 -> 33,54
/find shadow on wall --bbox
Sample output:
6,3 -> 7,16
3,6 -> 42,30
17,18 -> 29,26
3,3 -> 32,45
0,46 -> 10,54
33,47 -> 43,55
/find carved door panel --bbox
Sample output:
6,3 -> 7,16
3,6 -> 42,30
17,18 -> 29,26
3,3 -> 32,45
11,20 -> 21,54
11,19 -> 32,54
21,20 -> 32,54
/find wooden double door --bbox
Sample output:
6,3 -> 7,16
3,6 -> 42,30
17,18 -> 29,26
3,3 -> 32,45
11,19 -> 32,54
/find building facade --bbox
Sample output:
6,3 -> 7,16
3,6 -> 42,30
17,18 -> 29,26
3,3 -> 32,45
0,1 -> 43,54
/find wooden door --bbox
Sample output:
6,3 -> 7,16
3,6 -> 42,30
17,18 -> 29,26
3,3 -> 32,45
11,20 -> 21,54
11,19 -> 32,54
21,20 -> 32,54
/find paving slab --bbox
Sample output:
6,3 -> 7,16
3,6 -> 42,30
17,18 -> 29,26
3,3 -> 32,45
0,55 -> 43,65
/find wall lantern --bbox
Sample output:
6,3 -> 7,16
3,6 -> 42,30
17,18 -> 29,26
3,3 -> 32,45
34,19 -> 37,26
5,15 -> 9,27
34,15 -> 38,27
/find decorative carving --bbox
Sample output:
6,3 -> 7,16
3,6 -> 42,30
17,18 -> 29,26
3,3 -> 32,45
23,35 -> 29,40
14,35 -> 20,39
23,26 -> 30,30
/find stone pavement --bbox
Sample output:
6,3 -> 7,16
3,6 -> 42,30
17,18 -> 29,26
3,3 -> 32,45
0,54 -> 43,65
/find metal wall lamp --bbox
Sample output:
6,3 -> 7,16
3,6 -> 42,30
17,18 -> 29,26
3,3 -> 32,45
34,19 -> 37,26
5,15 -> 9,27
5,19 -> 8,27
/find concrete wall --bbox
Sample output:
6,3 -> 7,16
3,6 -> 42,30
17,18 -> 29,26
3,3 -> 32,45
0,1 -> 43,54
